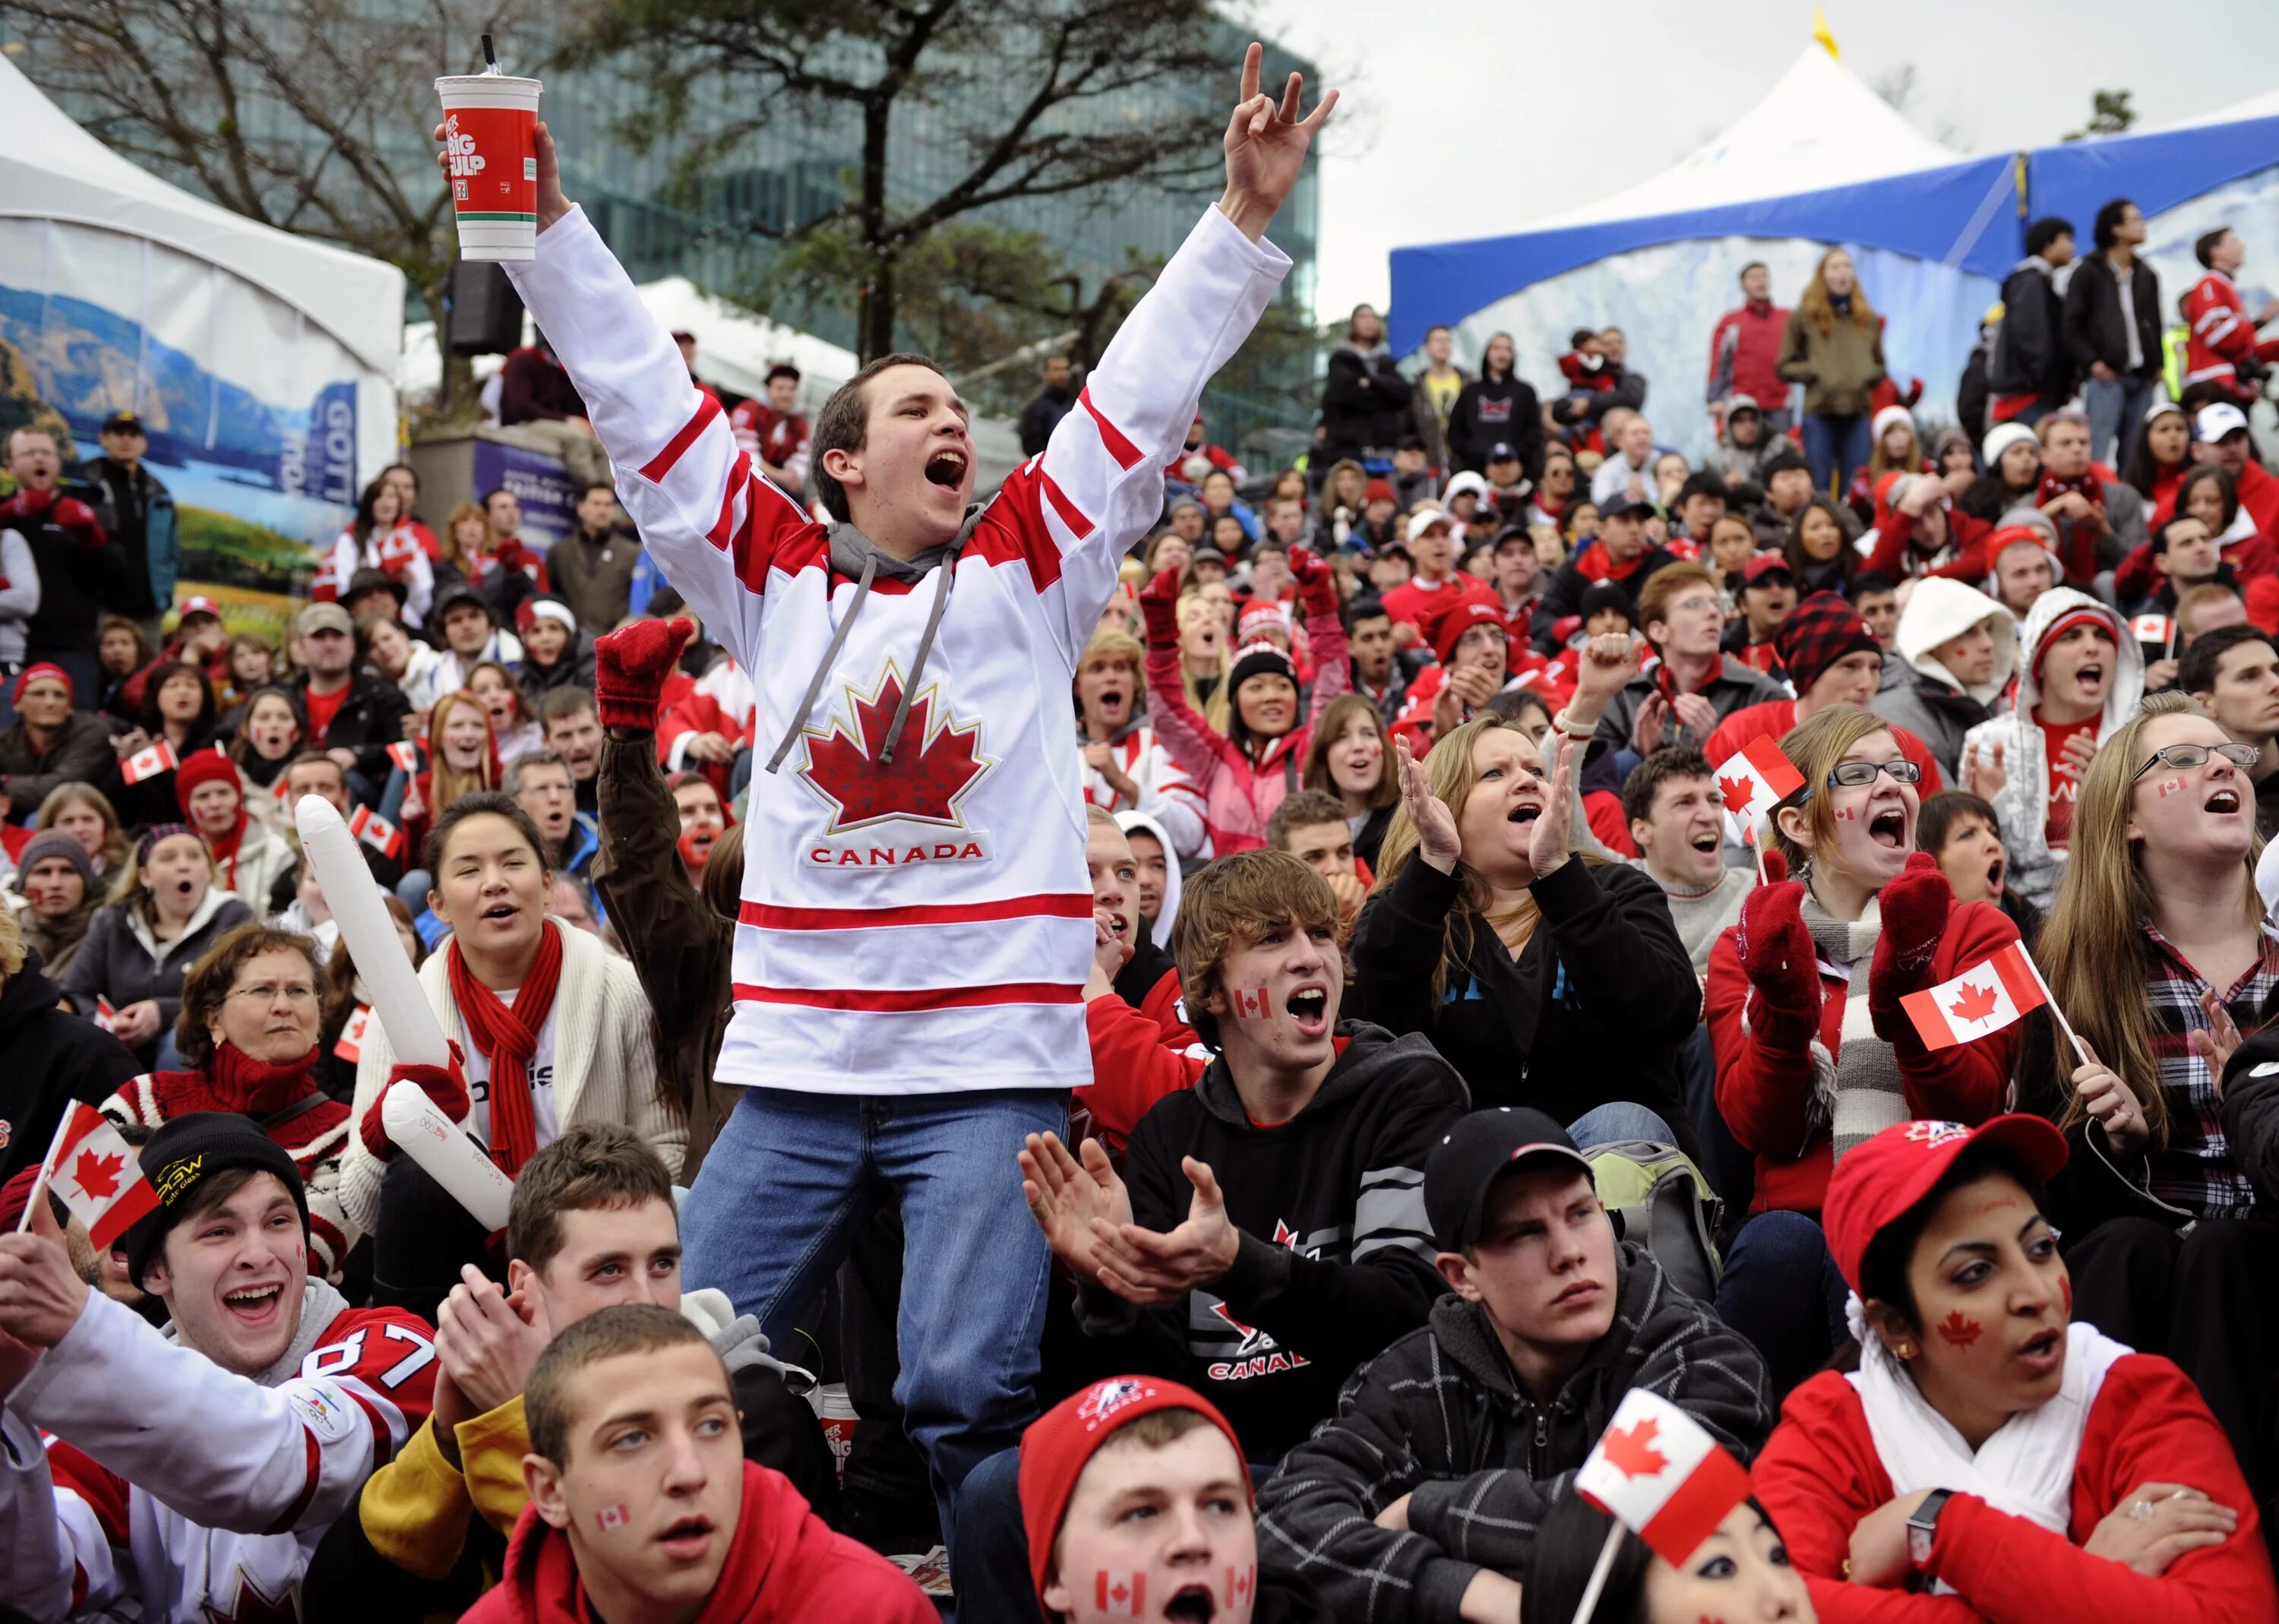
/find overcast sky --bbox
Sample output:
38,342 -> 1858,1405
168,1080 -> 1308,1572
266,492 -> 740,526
1247,0 -> 2279,317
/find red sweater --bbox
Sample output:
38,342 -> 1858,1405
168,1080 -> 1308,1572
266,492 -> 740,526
1704,896 -> 2015,1215
1081,978 -> 1212,1152
1755,1356 -> 2277,1624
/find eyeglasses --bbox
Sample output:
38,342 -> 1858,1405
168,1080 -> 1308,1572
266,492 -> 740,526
2130,741 -> 2260,783
228,982 -> 319,1006
1825,760 -> 1924,789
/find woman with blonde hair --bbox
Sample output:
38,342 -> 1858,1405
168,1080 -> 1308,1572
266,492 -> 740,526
36,781 -> 131,876
1352,715 -> 1697,1133
1706,704 -> 2018,1392
1778,248 -> 1887,501
1172,592 -> 1234,735
384,688 -> 500,861
2018,691 -> 2279,1502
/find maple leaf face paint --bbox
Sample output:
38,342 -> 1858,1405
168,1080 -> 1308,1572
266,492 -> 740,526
1045,1425 -> 1259,1624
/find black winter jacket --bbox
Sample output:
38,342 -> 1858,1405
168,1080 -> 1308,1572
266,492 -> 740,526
1255,1247 -> 1772,1624
1987,258 -> 2074,403
287,670 -> 413,790
1074,1022 -> 1469,1458
2064,251 -> 2164,382
1321,344 -> 1414,463
1446,372 -> 1544,480
1348,858 -> 1700,1138
0,710 -> 119,823
0,952 -> 144,1186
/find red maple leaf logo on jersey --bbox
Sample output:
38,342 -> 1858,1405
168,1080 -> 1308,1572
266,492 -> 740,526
1947,980 -> 2000,1025
70,1147 -> 124,1199
798,668 -> 989,832
1718,775 -> 1756,817
1938,1310 -> 1982,1348
200,1570 -> 298,1624
1601,1417 -> 1668,1478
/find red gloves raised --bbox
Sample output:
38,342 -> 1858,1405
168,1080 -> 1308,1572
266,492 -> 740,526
1735,850 -> 1821,1040
593,616 -> 696,732
1870,851 -> 1955,1048
358,1044 -> 474,1161
1292,545 -> 1339,619
1138,565 -> 1184,651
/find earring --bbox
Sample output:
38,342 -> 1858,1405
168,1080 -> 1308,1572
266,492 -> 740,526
1895,1343 -> 1913,1360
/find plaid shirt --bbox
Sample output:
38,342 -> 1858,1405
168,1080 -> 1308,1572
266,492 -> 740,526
2140,921 -> 2279,1218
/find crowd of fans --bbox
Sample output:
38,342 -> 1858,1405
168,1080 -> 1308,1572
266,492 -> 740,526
2,58 -> 2279,1621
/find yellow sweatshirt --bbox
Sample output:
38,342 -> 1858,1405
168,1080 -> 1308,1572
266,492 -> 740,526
357,1395 -> 533,1578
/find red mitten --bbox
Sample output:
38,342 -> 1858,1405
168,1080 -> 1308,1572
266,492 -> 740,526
52,498 -> 105,545
1292,546 -> 1339,619
593,616 -> 695,731
10,485 -> 55,518
1138,565 -> 1184,651
358,1044 -> 474,1161
1735,848 -> 1819,1032
1870,851 -> 1955,1044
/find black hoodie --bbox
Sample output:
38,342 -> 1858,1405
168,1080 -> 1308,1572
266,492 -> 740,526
1074,1022 -> 1469,1457
0,950 -> 145,1186
1255,1247 -> 1773,1624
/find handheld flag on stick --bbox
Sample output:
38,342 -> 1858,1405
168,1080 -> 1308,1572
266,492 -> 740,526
1712,736 -> 1805,848
1901,939 -> 2087,1065
1569,1389 -> 1753,1622
17,1103 -> 157,1246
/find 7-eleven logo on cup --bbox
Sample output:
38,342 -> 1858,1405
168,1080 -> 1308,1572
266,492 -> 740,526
349,805 -> 406,861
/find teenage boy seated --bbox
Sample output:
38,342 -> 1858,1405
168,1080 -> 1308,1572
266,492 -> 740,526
0,1112 -> 437,1621
317,1122 -> 838,1607
461,1305 -> 933,1623
1023,848 -> 1468,1460
1019,1374 -> 1321,1624
1266,787 -> 1367,927
1254,1107 -> 1772,1624
1622,747 -> 1754,977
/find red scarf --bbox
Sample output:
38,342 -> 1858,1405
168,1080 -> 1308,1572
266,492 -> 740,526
207,813 -> 248,894
206,1040 -> 321,1115
447,919 -> 565,1176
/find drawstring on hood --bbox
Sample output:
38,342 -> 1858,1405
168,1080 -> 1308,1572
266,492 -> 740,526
763,507 -> 988,775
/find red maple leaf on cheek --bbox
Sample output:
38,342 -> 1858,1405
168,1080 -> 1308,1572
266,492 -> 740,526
798,673 -> 987,829
1947,981 -> 2000,1025
1718,775 -> 1755,817
70,1148 -> 124,1199
1601,1417 -> 1668,1478
1937,1310 -> 1983,1348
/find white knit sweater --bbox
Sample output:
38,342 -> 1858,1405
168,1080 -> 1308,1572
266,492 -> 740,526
337,920 -> 679,1231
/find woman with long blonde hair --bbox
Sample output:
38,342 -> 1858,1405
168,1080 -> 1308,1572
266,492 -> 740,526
2021,694 -> 2279,1506
1174,592 -> 1233,735
1778,247 -> 1886,501
1354,716 -> 1696,1134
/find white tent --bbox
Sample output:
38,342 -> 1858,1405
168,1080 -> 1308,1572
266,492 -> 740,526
0,52 -> 403,546
1389,49 -> 2018,459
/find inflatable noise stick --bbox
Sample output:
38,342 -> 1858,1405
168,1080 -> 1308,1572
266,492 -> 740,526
381,1079 -> 514,1232
294,795 -> 449,1067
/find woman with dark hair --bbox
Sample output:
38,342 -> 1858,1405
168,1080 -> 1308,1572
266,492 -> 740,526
324,476 -> 436,627
59,823 -> 254,1066
96,616 -> 153,721
99,923 -> 357,1280
1783,498 -> 1860,598
1752,1116 -> 2276,1621
226,684 -> 304,797
2129,399 -> 2195,520
1304,692 -> 1399,869
112,656 -> 220,828
1522,1493 -> 1813,1624
1960,422 -> 2045,524
337,791 -> 673,1313
1778,249 -> 1887,500
1449,331 -> 1544,479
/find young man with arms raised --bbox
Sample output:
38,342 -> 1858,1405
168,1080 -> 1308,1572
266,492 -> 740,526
0,1113 -> 437,1621
1253,1107 -> 1772,1624
457,46 -> 1333,1549
311,1122 -> 839,1611
461,1303 -> 932,1623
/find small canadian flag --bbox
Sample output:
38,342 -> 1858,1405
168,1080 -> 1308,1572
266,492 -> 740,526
1711,736 -> 1806,845
349,805 -> 406,861
387,741 -> 420,775
2132,613 -> 2174,649
1230,987 -> 1270,1020
1575,1388 -> 1753,1564
37,1103 -> 159,1249
93,995 -> 119,1034
334,1004 -> 374,1063
121,739 -> 179,785
1900,940 -> 2048,1051
595,1503 -> 629,1531
1095,1572 -> 1145,1616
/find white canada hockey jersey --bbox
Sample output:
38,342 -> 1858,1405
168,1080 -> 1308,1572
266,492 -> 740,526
0,1287 -> 434,1622
507,204 -> 1288,1094
1077,725 -> 1209,860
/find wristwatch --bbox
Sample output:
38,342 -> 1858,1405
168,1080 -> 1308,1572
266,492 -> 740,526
1907,1488 -> 1955,1569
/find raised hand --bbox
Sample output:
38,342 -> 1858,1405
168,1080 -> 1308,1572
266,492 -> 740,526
1964,740 -> 2007,803
1396,735 -> 1462,874
1219,43 -> 1336,242
435,118 -> 572,232
0,1193 -> 90,1351
2193,990 -> 2245,1093
1522,736 -> 1575,884
1019,1132 -> 1131,1283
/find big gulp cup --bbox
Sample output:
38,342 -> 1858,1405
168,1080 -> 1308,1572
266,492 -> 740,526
435,73 -> 544,261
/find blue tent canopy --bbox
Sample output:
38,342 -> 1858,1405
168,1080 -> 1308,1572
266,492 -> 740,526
2027,114 -> 2279,242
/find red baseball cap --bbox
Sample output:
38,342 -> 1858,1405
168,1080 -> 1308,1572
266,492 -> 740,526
1433,599 -> 1508,665
1823,1116 -> 2069,1293
1741,553 -> 1794,586
176,596 -> 223,623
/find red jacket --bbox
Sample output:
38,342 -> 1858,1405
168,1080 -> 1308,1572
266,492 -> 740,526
1756,1355 -> 2277,1624
1380,572 -> 1499,640
1705,890 -> 2012,1215
1080,974 -> 1212,1151
463,1460 -> 934,1624
1708,299 -> 1793,408
2183,271 -> 2279,402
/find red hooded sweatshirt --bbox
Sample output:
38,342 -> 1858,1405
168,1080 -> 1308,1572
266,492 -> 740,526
462,1461 -> 935,1624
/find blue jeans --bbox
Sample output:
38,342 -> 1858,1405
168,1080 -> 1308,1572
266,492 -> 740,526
2083,374 -> 2157,471
1714,1209 -> 1848,1397
681,1085 -> 1063,1556
1568,1101 -> 1676,1148
1800,413 -> 1873,503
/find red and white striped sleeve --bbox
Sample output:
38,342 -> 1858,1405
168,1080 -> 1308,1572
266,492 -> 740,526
8,1292 -> 435,1538
988,207 -> 1291,669
505,208 -> 816,674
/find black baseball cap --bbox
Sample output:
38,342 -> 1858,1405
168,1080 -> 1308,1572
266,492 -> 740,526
1599,491 -> 1656,520
1487,441 -> 1521,463
1491,524 -> 1535,553
102,410 -> 145,435
1424,1107 -> 1595,1253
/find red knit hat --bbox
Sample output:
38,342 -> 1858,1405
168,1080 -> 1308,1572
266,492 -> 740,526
1823,1116 -> 2068,1291
1019,1376 -> 1250,1610
2031,606 -> 2116,684
173,747 -> 242,816
12,662 -> 71,707
1433,599 -> 1508,665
